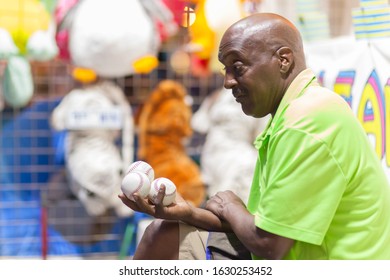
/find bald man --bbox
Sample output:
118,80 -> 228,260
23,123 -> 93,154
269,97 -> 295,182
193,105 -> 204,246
119,13 -> 390,260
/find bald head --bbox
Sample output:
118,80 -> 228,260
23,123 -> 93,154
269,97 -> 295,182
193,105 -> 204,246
218,13 -> 307,118
219,13 -> 306,74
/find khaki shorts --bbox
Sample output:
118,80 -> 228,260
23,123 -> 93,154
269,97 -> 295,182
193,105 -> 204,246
178,222 -> 251,260
178,222 -> 209,260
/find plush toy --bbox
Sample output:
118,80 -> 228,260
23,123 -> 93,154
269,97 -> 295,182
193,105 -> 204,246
0,0 -> 58,109
54,0 -> 80,62
160,0 -> 187,30
54,0 -> 179,83
184,0 -> 215,76
136,80 -> 206,207
187,0 -> 261,75
192,87 -> 269,202
142,0 -> 182,43
50,80 -> 134,217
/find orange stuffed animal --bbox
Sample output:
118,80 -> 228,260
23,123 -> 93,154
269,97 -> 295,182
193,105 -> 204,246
136,80 -> 206,207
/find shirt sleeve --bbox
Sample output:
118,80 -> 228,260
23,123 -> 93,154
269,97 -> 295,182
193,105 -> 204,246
254,128 -> 347,245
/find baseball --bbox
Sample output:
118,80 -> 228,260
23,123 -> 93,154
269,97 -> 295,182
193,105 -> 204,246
148,177 -> 177,206
126,160 -> 154,183
121,171 -> 151,200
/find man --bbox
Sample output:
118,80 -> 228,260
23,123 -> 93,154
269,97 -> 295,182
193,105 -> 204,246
119,13 -> 390,260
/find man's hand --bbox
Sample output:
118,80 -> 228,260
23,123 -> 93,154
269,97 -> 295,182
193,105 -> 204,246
118,184 -> 193,220
206,190 -> 246,221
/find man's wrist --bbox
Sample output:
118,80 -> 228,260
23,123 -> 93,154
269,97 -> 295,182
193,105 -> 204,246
223,202 -> 247,224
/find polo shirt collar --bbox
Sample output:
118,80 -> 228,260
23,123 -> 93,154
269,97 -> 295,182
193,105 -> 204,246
254,68 -> 317,150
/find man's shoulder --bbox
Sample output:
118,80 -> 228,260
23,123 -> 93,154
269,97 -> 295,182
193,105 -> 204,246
277,84 -> 358,135
287,85 -> 351,117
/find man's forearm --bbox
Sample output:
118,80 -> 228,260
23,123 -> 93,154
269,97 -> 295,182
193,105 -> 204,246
182,206 -> 231,232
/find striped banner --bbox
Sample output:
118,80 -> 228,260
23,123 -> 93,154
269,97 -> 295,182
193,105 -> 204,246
296,0 -> 329,42
352,6 -> 390,39
298,12 -> 330,42
360,0 -> 388,8
296,0 -> 321,13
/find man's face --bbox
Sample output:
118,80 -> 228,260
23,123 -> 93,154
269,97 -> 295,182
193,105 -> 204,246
218,29 -> 281,118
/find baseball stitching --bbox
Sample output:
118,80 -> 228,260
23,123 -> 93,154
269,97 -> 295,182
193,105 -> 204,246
127,161 -> 153,177
131,172 -> 144,194
153,178 -> 176,197
127,161 -> 141,174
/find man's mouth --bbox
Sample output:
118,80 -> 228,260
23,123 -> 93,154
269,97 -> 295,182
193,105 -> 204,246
233,89 -> 246,101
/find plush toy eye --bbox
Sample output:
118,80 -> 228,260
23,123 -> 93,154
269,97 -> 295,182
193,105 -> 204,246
85,189 -> 96,198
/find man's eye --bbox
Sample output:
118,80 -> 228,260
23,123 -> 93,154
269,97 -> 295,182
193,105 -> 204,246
223,64 -> 245,77
233,65 -> 245,76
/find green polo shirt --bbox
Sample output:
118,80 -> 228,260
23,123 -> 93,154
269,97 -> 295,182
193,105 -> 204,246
247,69 -> 390,259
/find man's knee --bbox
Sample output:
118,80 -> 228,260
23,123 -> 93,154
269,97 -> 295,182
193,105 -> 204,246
134,219 -> 180,260
142,219 -> 179,244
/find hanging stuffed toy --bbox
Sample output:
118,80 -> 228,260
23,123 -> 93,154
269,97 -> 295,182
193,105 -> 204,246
0,0 -> 58,109
186,0 -> 261,75
54,0 -> 179,83
50,80 -> 134,217
136,80 -> 206,207
141,0 -> 182,43
184,0 -> 215,77
192,87 -> 269,202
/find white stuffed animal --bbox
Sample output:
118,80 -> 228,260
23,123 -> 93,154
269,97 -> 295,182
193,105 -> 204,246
50,80 -> 134,217
55,0 -> 178,79
192,87 -> 269,202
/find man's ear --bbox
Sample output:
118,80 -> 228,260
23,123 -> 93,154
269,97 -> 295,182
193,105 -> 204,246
276,47 -> 293,74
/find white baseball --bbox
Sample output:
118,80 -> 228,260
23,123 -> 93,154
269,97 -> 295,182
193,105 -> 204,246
148,177 -> 177,206
121,171 -> 151,200
126,160 -> 154,183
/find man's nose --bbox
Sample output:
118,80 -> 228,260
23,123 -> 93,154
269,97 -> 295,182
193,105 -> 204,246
224,75 -> 238,89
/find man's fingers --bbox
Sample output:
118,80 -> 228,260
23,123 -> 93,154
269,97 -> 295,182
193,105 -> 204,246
154,184 -> 166,206
118,192 -> 153,214
118,193 -> 142,211
118,193 -> 133,205
153,185 -> 171,219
